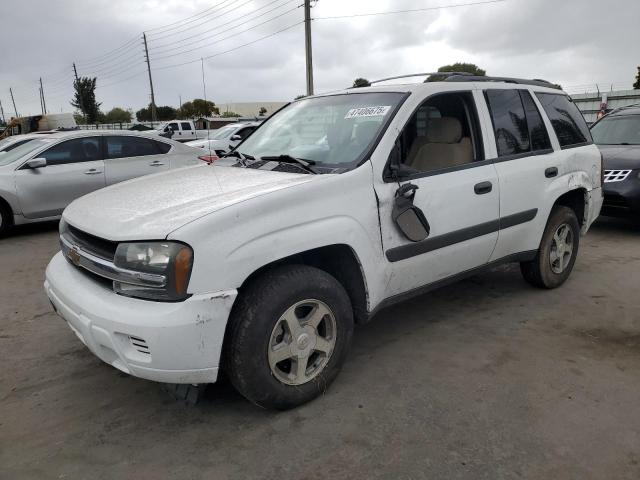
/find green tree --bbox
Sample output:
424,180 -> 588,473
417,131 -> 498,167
70,77 -> 101,123
221,111 -> 241,118
634,66 -> 640,90
180,99 -> 219,118
136,104 -> 176,122
104,107 -> 132,124
426,63 -> 486,82
258,106 -> 267,116
352,78 -> 371,88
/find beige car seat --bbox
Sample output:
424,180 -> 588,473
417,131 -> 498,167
410,117 -> 473,171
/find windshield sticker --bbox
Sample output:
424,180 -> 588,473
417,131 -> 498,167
344,106 -> 391,119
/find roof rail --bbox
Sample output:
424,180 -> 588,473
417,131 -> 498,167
442,75 -> 560,89
367,72 -> 561,90
368,72 -> 473,85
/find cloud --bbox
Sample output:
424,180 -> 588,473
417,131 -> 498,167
1,0 -> 638,117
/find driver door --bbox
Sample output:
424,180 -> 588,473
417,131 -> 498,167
374,90 -> 500,298
14,136 -> 105,218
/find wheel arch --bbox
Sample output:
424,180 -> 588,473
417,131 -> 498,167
0,194 -> 14,228
236,244 -> 370,325
552,187 -> 588,228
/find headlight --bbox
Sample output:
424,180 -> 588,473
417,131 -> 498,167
113,242 -> 193,301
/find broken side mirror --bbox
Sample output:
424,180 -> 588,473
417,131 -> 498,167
392,183 -> 430,242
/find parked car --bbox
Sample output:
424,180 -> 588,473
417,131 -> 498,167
45,74 -> 602,409
590,104 -> 640,219
0,130 -> 200,234
185,121 -> 261,157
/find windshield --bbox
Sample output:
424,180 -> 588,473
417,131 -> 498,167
591,115 -> 640,145
0,137 -> 35,152
211,125 -> 239,140
238,92 -> 405,168
0,139 -> 52,166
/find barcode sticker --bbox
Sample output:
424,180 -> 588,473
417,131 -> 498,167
344,106 -> 391,119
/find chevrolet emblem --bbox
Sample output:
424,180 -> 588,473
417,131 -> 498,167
67,246 -> 81,266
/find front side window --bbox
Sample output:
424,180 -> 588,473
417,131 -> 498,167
41,137 -> 102,165
238,92 -> 406,168
591,115 -> 640,145
106,136 -> 159,159
535,93 -> 591,148
395,91 -> 483,173
165,122 -> 179,132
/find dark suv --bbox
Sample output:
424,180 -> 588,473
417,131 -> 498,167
591,105 -> 640,219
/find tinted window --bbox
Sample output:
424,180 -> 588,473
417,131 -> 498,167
535,93 -> 592,148
106,136 -> 159,159
591,115 -> 640,145
41,137 -> 102,165
154,140 -> 172,154
485,90 -> 530,156
180,122 -> 192,131
520,91 -> 552,151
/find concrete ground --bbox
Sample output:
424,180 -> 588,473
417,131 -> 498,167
1,218 -> 639,480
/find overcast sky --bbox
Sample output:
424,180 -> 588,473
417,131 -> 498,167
1,0 -> 638,118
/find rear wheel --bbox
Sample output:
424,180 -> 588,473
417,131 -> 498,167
520,206 -> 580,289
0,202 -> 12,237
224,265 -> 354,410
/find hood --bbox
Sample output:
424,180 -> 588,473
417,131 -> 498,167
599,145 -> 640,170
63,165 -> 317,241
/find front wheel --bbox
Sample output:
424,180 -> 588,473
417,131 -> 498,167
224,265 -> 354,410
520,206 -> 580,289
0,203 -> 11,237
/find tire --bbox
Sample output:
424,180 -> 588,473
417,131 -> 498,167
0,202 -> 12,237
224,264 -> 354,410
520,206 -> 580,289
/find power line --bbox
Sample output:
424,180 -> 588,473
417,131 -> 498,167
313,0 -> 507,20
152,7 -> 300,62
147,0 -> 249,39
155,6 -> 298,60
149,0 -> 296,53
153,20 -> 303,72
146,0 -> 238,34
75,34 -> 142,67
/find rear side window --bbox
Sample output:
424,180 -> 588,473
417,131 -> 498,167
180,122 -> 192,131
106,136 -> 160,159
41,137 -> 102,165
485,90 -> 530,156
154,140 -> 172,154
520,91 -> 552,151
535,93 -> 592,148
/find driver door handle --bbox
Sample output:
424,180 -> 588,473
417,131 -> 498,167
84,168 -> 102,175
150,160 -> 165,166
474,181 -> 493,195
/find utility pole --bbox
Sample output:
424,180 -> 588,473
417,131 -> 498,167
39,77 -> 47,114
304,0 -> 314,96
39,84 -> 44,115
142,33 -> 158,124
73,63 -> 86,122
9,88 -> 18,118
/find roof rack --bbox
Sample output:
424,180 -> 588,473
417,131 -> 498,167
368,72 -> 560,89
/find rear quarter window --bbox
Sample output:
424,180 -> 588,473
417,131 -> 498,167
535,93 -> 592,148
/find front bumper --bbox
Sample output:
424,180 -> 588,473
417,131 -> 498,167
45,252 -> 237,384
602,174 -> 640,218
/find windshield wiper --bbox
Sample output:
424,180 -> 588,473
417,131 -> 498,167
261,155 -> 319,174
221,150 -> 254,167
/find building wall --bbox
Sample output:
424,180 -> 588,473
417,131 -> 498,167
571,89 -> 640,124
216,102 -> 287,118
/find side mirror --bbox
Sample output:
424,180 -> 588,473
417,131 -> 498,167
392,183 -> 430,242
25,158 -> 47,169
230,134 -> 242,142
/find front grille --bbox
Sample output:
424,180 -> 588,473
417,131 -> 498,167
66,224 -> 117,260
129,336 -> 151,355
604,170 -> 632,183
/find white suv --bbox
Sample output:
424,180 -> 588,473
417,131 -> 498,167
44,74 -> 603,409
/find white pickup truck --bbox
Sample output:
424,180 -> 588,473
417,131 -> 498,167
45,74 -> 603,410
147,120 -> 209,143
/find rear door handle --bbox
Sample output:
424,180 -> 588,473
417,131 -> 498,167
84,169 -> 102,175
474,181 -> 493,195
150,160 -> 165,167
545,167 -> 558,178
